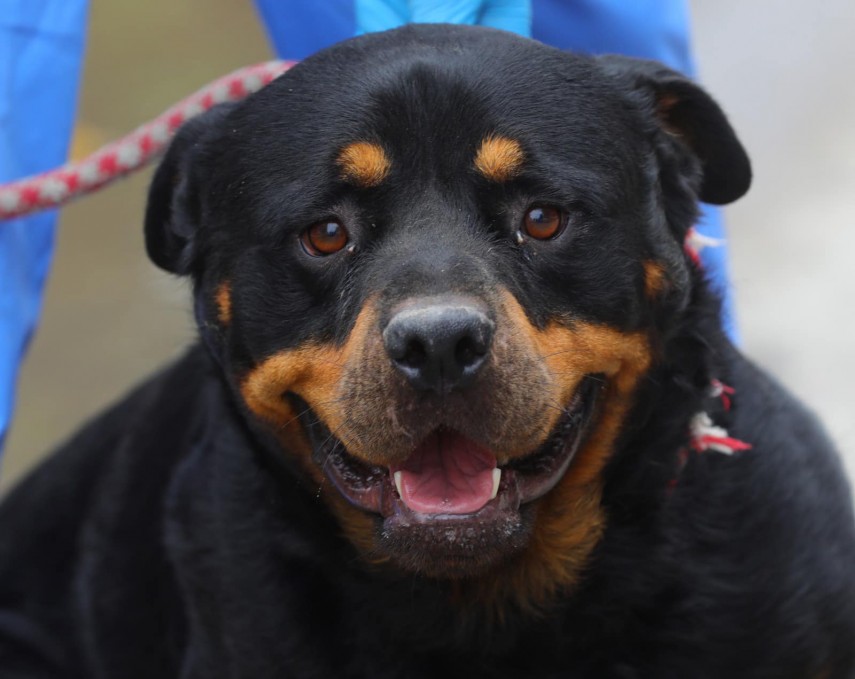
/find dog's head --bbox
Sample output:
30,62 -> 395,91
144,26 -> 749,608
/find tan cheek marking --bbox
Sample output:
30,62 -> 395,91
523,304 -> 651,490
237,342 -> 339,497
474,135 -> 525,182
336,141 -> 391,188
215,281 -> 232,325
499,292 -> 651,456
240,303 -> 377,432
470,292 -> 651,615
643,260 -> 668,299
238,302 -> 380,556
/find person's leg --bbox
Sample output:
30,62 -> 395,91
253,0 -> 532,56
0,2 -> 89,454
254,1 -> 356,60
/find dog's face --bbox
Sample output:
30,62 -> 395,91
145,26 -> 749,606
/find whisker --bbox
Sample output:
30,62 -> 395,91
540,347 -> 582,360
273,394 -> 351,432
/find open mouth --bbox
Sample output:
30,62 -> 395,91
302,377 -> 601,523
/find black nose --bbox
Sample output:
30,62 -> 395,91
382,300 -> 495,394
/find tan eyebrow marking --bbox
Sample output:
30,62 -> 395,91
474,135 -> 525,182
643,260 -> 668,299
215,280 -> 232,325
336,142 -> 391,188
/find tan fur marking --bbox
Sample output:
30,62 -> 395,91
474,135 -> 525,182
465,291 -> 652,615
643,260 -> 668,299
215,281 -> 232,325
240,303 -> 380,553
336,141 -> 391,187
241,303 -> 377,434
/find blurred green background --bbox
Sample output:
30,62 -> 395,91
2,1 -> 854,490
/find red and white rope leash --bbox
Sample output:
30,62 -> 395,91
689,411 -> 752,455
0,60 -> 294,221
668,380 -> 752,491
691,379 -> 752,455
687,378 -> 748,454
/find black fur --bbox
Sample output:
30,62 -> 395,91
1,26 -> 853,678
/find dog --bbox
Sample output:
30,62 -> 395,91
1,25 -> 853,678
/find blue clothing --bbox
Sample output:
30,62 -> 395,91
0,1 -> 89,452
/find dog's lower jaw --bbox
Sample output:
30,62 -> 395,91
301,377 -> 598,580
334,477 -> 607,621
376,483 -> 535,580
302,448 -> 597,621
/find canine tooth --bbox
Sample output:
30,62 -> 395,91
491,468 -> 501,499
393,471 -> 403,497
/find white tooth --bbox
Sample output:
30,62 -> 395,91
394,471 -> 403,497
491,468 -> 502,500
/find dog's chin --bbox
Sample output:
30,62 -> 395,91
296,378 -> 601,578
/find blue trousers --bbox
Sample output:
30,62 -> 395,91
0,2 -> 89,452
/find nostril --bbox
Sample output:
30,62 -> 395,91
401,338 -> 428,369
454,335 -> 485,370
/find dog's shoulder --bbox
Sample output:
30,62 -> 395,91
731,348 -> 855,604
726,346 -> 853,537
0,345 -> 218,675
649,345 -> 855,672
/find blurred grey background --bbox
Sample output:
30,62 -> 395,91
1,1 -> 853,490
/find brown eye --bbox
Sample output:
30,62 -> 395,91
301,220 -> 349,256
522,206 -> 565,240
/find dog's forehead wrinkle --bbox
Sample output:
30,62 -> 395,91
371,71 -> 481,129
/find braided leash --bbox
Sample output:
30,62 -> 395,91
668,379 -> 752,491
0,60 -> 294,221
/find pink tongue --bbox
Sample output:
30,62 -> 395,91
391,430 -> 497,515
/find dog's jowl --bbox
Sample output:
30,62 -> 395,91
1,26 -> 853,679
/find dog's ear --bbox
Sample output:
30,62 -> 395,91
598,55 -> 751,205
144,103 -> 236,274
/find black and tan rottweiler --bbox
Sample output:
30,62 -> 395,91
1,25 -> 853,679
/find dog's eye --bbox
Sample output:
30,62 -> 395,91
300,220 -> 349,256
522,206 -> 565,240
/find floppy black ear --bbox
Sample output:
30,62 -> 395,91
144,103 -> 236,274
598,55 -> 751,205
